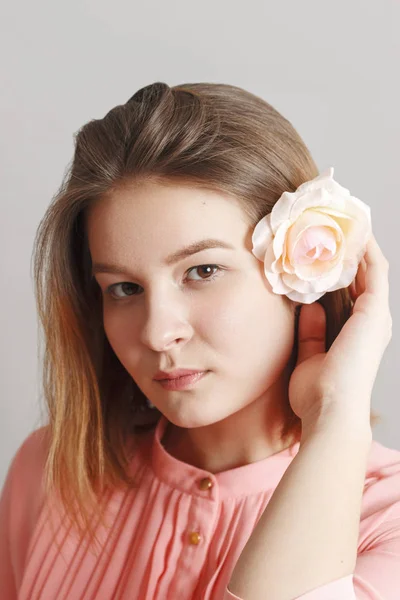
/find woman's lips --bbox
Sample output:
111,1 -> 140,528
156,370 -> 209,390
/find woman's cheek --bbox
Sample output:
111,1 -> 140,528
199,278 -> 260,345
103,307 -> 136,349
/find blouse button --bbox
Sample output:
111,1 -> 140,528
188,531 -> 202,545
198,477 -> 213,491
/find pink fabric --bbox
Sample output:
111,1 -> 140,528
225,574 -> 356,599
1,414 -> 400,599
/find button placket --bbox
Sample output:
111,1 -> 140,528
187,476 -> 215,546
172,474 -> 219,598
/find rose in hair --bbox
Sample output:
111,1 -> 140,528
251,168 -> 372,304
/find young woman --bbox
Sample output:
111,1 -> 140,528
0,82 -> 398,599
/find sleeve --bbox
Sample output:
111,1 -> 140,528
224,575 -> 355,600
223,514 -> 400,599
0,427 -> 48,598
0,454 -> 19,599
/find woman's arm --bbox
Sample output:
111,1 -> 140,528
227,408 -> 372,600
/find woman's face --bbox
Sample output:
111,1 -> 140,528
87,180 -> 297,429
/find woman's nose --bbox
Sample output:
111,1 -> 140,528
139,290 -> 193,352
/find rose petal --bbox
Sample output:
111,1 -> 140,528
292,227 -> 337,265
282,260 -> 344,293
286,288 -> 327,304
286,209 -> 343,264
263,243 -> 282,275
272,219 -> 292,262
289,188 -> 331,223
294,168 -> 334,196
292,185 -> 352,222
265,270 -> 292,294
324,258 -> 359,292
339,208 -> 371,258
270,191 -> 298,233
346,194 -> 372,222
295,255 -> 345,288
294,168 -> 350,199
251,214 -> 273,261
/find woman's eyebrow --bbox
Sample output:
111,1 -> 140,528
91,238 -> 235,277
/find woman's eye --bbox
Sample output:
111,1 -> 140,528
104,264 -> 222,300
105,282 -> 139,299
186,264 -> 221,282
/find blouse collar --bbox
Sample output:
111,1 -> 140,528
144,414 -> 301,499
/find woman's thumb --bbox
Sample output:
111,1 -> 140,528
296,302 -> 327,365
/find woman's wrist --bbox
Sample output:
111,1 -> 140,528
300,399 -> 373,447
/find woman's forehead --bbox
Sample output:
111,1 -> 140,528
87,182 -> 250,257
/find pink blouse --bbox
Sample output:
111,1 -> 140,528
1,414 -> 400,599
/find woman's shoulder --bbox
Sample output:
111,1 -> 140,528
0,425 -> 51,583
9,424 -> 51,478
361,438 -> 400,525
2,425 -> 50,514
366,438 -> 400,484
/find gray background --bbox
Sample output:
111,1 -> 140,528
1,0 -> 399,488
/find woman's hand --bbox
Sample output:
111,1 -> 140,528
288,232 -> 392,434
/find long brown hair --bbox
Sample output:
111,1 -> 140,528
32,81 -> 381,549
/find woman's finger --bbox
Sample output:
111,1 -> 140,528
349,255 -> 366,301
354,257 -> 366,297
363,233 -> 389,303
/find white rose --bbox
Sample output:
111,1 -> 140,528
251,168 -> 372,304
